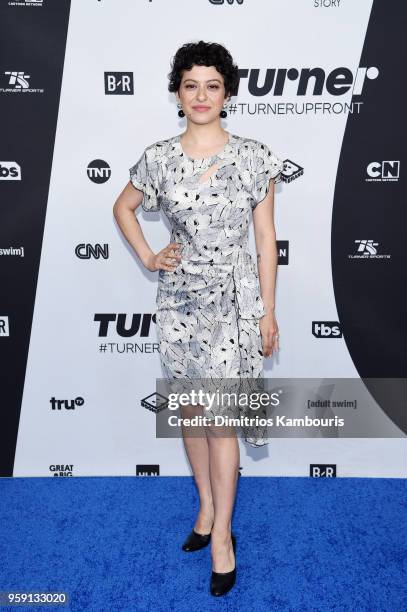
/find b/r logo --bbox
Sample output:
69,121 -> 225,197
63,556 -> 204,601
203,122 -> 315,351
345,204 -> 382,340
104,72 -> 133,95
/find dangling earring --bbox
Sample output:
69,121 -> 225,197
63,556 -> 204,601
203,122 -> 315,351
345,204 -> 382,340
177,103 -> 185,118
220,104 -> 228,118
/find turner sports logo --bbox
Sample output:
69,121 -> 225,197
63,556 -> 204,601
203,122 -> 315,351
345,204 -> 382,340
349,240 -> 391,260
0,71 -> 44,93
0,162 -> 21,180
366,161 -> 400,182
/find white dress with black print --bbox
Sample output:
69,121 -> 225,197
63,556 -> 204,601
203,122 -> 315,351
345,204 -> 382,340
130,133 -> 283,447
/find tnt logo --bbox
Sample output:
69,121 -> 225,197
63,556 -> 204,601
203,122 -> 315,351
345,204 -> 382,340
312,322 -> 342,338
310,464 -> 336,477
87,159 -> 111,183
104,72 -> 134,95
0,316 -> 10,337
0,162 -> 21,180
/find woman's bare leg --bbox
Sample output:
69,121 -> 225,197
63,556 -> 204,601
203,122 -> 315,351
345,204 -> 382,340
180,404 -> 214,534
206,424 -> 239,573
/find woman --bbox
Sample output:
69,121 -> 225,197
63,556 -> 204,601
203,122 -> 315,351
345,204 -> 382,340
113,41 -> 283,597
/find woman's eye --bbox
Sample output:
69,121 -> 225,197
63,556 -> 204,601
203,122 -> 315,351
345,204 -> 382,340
209,85 -> 219,89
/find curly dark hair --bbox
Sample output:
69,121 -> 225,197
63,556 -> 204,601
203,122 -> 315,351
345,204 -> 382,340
167,40 -> 239,98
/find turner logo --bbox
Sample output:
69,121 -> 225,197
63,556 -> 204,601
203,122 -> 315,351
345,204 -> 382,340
0,316 -> 10,337
50,464 -> 73,477
87,159 -> 111,183
312,322 -> 342,338
75,243 -> 109,259
310,464 -> 336,477
238,66 -> 378,97
0,162 -> 21,180
1,71 -> 44,93
104,72 -> 134,95
349,240 -> 391,260
94,314 -> 157,337
50,397 -> 84,410
366,161 -> 400,182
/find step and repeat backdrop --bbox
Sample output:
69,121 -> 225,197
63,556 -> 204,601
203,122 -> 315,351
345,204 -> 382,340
1,0 -> 406,478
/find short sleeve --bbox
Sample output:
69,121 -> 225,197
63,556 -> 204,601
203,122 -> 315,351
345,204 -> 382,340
250,142 -> 284,209
129,146 -> 161,212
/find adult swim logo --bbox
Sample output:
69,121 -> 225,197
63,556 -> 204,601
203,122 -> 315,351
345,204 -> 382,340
349,240 -> 391,260
104,72 -> 134,95
0,71 -> 44,94
87,159 -> 111,183
366,161 -> 400,182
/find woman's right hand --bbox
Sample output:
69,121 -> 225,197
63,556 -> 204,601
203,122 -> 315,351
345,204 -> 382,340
147,242 -> 182,272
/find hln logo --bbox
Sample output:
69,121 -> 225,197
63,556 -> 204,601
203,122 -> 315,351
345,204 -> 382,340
136,465 -> 160,476
104,72 -> 134,95
310,464 -> 336,477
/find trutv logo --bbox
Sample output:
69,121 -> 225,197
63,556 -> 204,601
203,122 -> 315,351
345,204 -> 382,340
0,162 -> 21,180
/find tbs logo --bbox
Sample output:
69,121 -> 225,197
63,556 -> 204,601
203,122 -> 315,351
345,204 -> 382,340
0,162 -> 21,180
312,322 -> 342,338
104,72 -> 134,95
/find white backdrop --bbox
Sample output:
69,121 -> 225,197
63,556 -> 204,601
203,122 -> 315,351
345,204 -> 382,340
13,0 -> 407,477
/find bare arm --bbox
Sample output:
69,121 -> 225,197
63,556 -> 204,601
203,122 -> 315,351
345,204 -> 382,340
252,179 -> 278,313
113,181 -> 181,272
252,179 -> 280,356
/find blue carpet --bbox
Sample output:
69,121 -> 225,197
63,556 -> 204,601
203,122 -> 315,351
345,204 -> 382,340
0,476 -> 406,611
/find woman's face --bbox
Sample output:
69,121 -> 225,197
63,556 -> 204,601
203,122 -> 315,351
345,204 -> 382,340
176,64 -> 229,125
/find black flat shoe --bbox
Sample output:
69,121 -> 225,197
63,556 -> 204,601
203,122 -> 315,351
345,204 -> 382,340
182,528 -> 211,552
210,533 -> 236,596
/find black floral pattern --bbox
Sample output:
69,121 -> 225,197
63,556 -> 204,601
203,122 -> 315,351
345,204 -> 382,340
129,133 -> 283,446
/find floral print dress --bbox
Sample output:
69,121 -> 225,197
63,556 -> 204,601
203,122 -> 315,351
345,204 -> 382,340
129,132 -> 283,446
